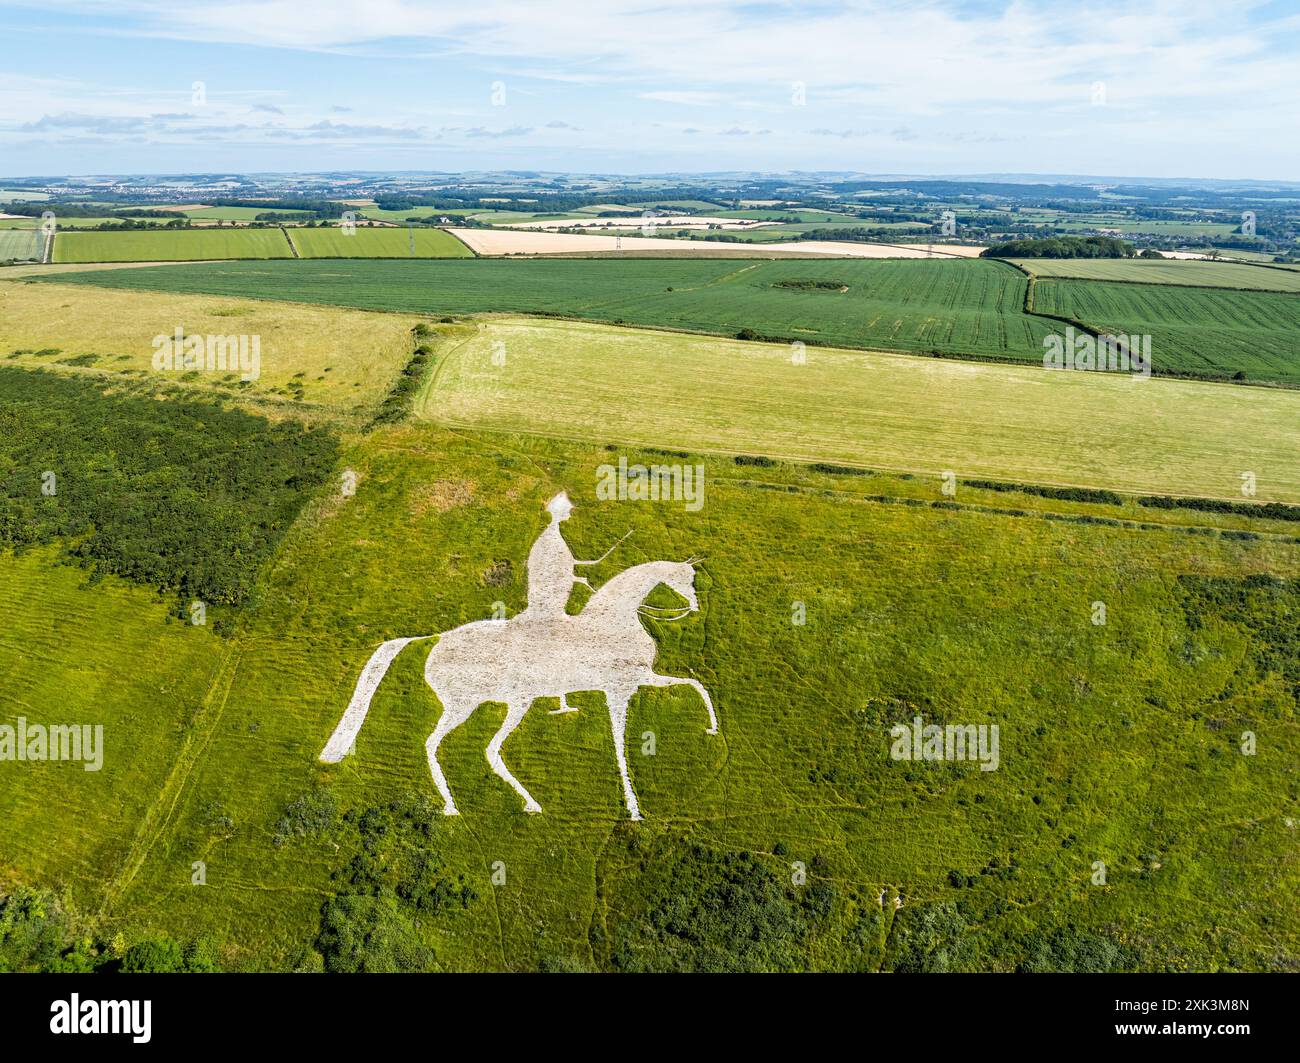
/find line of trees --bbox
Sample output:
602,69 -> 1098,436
981,235 -> 1134,258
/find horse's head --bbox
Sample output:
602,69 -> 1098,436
661,559 -> 700,612
587,556 -> 704,623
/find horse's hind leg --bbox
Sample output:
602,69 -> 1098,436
606,691 -> 643,821
426,700 -> 471,817
486,701 -> 541,813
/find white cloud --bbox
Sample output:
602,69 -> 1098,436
3,1 -> 1298,174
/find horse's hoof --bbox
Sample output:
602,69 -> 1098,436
443,805 -> 460,817
524,801 -> 542,813
706,728 -> 718,735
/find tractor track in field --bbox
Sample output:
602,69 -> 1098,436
97,641 -> 250,916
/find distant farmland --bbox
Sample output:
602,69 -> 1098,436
1033,278 -> 1300,385
53,227 -> 295,263
289,226 -> 473,258
0,228 -> 41,262
1014,257 -> 1300,292
42,257 -> 1060,362
180,206 -> 312,221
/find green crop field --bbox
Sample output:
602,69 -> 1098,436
0,228 -> 41,262
288,227 -> 473,258
52,228 -> 295,263
1013,257 -> 1300,292
424,317 -> 1300,502
1033,278 -> 1300,385
41,257 -> 1062,362
44,257 -> 1300,385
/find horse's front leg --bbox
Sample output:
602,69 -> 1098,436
640,673 -> 718,734
486,700 -> 542,813
605,690 -> 642,821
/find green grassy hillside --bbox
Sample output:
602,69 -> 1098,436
62,424 -> 1300,972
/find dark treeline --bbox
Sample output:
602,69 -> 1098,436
0,885 -> 217,972
982,235 -> 1134,258
0,202 -> 123,218
0,367 -> 338,615
368,328 -> 438,427
1139,495 -> 1300,522
962,479 -> 1127,506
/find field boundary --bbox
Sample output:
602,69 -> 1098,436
1008,256 -> 1300,295
724,476 -> 1300,543
423,413 -> 1299,508
997,259 -> 1298,388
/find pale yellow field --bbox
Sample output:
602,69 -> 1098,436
448,227 -> 982,259
0,279 -> 426,413
424,316 -> 1300,502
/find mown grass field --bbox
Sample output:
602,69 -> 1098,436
1033,278 -> 1300,386
52,228 -> 295,263
0,278 -> 423,412
0,228 -> 41,262
288,227 -> 473,258
41,257 -> 1062,361
4,419 -> 1287,972
1013,257 -> 1300,292
424,317 -> 1300,502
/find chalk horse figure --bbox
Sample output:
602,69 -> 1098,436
320,492 -> 717,820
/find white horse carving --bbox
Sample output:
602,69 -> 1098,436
320,558 -> 717,820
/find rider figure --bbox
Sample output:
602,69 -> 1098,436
525,492 -> 593,620
524,491 -> 624,714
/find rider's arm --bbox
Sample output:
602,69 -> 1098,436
574,529 -> 633,565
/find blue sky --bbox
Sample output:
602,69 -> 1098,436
2,0 -> 1299,179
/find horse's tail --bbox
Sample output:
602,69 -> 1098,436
320,636 -> 435,762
